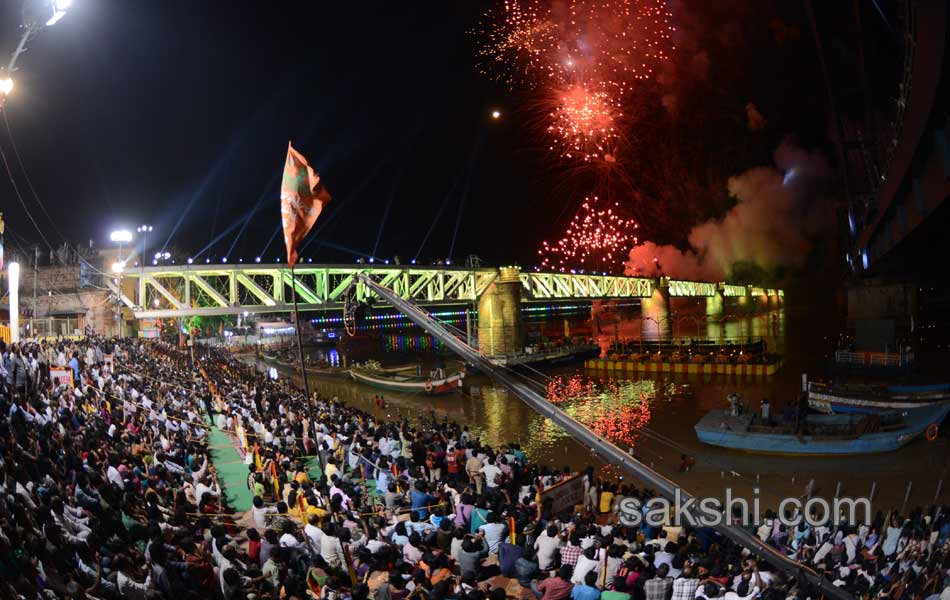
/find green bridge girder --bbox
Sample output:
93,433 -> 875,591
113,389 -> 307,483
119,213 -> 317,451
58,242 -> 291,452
105,264 -> 783,319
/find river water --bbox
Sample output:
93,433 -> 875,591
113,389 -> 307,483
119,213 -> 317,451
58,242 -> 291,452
258,299 -> 948,514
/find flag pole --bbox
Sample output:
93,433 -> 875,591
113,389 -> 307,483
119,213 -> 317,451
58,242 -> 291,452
290,262 -> 314,422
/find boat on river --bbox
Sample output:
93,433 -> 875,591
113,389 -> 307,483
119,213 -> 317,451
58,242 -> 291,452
694,403 -> 950,455
293,363 -> 351,379
807,381 -> 950,414
488,343 -> 601,369
349,366 -> 464,395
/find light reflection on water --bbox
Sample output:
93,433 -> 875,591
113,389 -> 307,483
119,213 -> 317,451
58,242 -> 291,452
285,303 -> 947,510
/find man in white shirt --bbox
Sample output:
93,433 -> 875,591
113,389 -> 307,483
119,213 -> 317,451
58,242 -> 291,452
571,546 -> 601,585
320,525 -> 347,568
534,524 -> 564,570
252,496 -> 278,530
195,474 -> 221,503
304,515 -> 323,554
106,461 -> 124,488
480,459 -> 502,490
654,542 -> 676,570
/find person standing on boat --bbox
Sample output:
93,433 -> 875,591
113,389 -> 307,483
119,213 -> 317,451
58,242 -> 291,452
727,393 -> 740,417
760,398 -> 771,425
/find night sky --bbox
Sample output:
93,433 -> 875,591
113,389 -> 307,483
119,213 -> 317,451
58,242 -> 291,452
0,0 -> 898,268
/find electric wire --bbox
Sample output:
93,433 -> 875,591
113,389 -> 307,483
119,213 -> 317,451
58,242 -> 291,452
0,123 -> 53,251
1,108 -> 66,242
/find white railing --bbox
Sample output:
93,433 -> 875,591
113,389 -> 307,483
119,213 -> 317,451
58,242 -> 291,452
835,350 -> 915,368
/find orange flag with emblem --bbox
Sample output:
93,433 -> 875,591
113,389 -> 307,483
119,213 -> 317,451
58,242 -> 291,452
280,142 -> 331,267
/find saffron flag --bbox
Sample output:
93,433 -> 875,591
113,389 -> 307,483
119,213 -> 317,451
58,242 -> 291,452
280,142 -> 331,267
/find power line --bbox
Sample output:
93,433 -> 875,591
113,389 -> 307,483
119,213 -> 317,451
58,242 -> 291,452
1,107 -> 66,241
0,129 -> 53,251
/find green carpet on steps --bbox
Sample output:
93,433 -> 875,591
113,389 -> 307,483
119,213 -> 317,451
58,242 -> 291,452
208,426 -> 255,511
207,426 -> 379,511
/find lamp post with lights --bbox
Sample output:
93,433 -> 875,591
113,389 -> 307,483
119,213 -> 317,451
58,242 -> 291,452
7,262 -> 20,342
136,225 -> 152,307
1,0 -> 75,109
110,230 -> 133,336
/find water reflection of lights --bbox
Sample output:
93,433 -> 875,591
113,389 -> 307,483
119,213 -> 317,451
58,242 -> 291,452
540,376 -> 655,449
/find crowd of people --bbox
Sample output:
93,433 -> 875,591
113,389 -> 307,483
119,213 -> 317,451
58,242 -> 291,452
0,336 -> 948,600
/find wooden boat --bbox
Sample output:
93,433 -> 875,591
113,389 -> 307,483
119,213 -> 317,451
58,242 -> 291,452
350,367 -> 464,395
294,363 -> 352,379
808,381 -> 950,414
694,403 -> 950,455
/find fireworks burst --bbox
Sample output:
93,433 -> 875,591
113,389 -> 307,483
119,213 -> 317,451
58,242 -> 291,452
475,0 -> 560,88
538,196 -> 638,272
547,84 -> 622,161
562,0 -> 675,93
474,0 -> 674,272
475,0 -> 675,164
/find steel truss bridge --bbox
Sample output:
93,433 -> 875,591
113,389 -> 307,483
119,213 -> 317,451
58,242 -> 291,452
107,264 -> 784,319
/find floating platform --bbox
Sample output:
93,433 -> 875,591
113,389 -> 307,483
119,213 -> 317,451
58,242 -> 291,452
584,358 -> 783,377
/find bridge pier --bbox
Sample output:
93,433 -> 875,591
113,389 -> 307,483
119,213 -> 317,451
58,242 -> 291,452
705,289 -> 724,322
736,294 -> 754,314
768,293 -> 783,310
641,279 -> 671,340
477,266 -> 525,356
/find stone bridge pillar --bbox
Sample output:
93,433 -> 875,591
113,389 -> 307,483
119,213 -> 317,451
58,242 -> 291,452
767,292 -> 783,310
477,266 -> 525,356
641,278 -> 671,340
736,287 -> 755,314
705,288 -> 725,322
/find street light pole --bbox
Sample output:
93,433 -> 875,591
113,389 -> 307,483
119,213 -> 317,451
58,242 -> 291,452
110,230 -> 133,337
31,245 -> 38,338
1,0 -> 75,109
137,224 -> 152,308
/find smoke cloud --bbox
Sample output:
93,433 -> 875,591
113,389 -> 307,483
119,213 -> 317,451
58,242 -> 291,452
626,137 -> 832,281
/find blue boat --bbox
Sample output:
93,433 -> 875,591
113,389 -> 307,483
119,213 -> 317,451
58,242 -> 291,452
694,403 -> 950,455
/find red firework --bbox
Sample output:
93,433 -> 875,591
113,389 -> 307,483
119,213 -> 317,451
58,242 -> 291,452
546,84 -> 622,161
538,196 -> 638,272
560,0 -> 675,93
474,0 -> 675,166
474,0 -> 560,88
